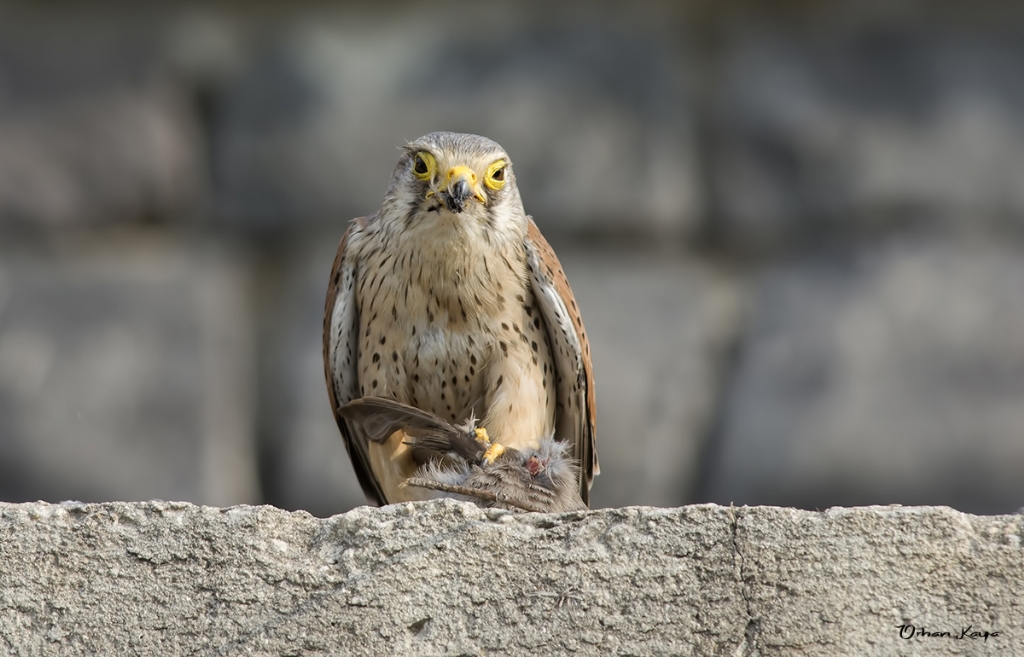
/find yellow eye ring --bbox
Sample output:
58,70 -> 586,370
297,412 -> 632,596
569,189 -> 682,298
485,159 -> 507,191
412,151 -> 436,180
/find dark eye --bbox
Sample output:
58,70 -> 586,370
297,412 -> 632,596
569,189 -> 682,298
411,151 -> 436,180
485,159 -> 507,190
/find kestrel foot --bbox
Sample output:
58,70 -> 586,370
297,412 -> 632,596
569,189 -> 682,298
481,442 -> 506,465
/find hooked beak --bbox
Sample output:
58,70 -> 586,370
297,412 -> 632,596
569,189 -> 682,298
442,165 -> 486,214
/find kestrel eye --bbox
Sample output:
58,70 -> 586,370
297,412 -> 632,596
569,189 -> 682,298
485,160 -> 507,190
412,152 -> 435,180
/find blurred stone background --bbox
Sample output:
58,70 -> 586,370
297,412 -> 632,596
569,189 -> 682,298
1,1 -> 1023,516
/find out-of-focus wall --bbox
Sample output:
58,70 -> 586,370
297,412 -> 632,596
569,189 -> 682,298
1,1 -> 1023,515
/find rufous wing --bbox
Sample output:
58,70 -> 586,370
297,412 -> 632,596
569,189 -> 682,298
524,218 -> 599,505
323,218 -> 390,506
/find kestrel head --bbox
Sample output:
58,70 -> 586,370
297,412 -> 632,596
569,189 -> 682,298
381,132 -> 526,237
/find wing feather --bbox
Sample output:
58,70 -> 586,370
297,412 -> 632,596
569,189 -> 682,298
337,396 -> 486,462
337,397 -> 460,443
524,218 -> 599,505
323,218 -> 389,506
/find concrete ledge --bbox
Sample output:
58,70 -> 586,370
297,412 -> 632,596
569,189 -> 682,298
1,501 -> 1021,656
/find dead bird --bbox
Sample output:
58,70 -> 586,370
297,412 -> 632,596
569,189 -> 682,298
337,397 -> 587,513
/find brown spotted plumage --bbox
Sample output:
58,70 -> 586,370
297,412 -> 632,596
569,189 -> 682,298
324,132 -> 598,507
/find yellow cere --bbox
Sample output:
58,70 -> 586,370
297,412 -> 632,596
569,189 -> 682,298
485,159 -> 507,190
446,165 -> 478,185
474,427 -> 491,445
482,442 -> 506,465
446,165 -> 486,202
413,151 -> 436,180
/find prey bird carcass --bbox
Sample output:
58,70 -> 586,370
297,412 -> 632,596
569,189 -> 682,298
339,397 -> 587,513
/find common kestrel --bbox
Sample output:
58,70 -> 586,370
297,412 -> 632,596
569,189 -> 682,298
323,132 -> 597,506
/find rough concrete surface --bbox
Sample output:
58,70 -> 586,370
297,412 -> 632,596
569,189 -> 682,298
1,501 -> 1020,656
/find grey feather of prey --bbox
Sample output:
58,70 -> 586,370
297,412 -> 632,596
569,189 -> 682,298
338,396 -> 587,513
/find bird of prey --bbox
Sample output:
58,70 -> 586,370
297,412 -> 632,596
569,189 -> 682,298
323,131 -> 597,507
338,397 -> 587,513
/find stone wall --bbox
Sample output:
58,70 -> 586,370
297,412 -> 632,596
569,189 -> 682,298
1,500 -> 1021,656
2,2 -> 1024,515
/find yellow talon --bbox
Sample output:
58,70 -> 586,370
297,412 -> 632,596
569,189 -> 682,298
474,427 -> 491,445
482,443 -> 506,465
